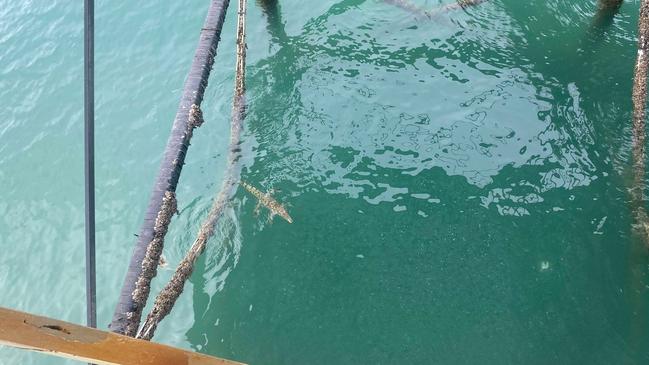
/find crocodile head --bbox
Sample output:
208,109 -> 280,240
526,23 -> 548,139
276,205 -> 293,224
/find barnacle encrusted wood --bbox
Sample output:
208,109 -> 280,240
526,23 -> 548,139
136,0 -> 248,341
188,104 -> 204,129
632,0 -> 649,244
125,191 -> 176,336
111,0 -> 232,336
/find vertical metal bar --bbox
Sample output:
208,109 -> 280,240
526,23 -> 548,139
84,0 -> 97,331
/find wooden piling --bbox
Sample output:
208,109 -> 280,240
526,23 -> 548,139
110,0 -> 231,337
136,0 -> 248,341
631,0 -> 649,245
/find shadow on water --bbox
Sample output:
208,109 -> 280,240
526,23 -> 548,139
255,0 -> 289,43
591,0 -> 624,30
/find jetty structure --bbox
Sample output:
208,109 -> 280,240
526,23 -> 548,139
110,0 -> 232,337
137,0 -> 248,341
1,0 -> 250,361
3,0 -> 649,364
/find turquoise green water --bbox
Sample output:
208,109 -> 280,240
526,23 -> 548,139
1,0 -> 649,363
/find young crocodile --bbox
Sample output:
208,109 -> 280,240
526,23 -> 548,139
241,181 -> 293,223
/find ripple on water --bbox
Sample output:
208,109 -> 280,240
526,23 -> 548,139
249,1 -> 599,216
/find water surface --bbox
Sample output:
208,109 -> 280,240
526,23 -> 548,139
1,0 -> 648,364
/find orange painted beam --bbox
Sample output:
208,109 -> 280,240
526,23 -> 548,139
0,306 -> 244,365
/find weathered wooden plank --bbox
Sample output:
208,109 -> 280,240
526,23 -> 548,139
0,307 -> 244,365
593,0 -> 623,27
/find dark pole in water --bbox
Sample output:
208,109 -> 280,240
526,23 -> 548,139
592,0 -> 623,29
110,0 -> 231,337
598,0 -> 623,9
631,0 -> 649,244
83,0 -> 97,332
256,0 -> 288,43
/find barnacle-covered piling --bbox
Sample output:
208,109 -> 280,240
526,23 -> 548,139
137,0 -> 248,341
631,0 -> 649,246
110,0 -> 231,336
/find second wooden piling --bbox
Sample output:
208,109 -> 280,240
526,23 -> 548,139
631,0 -> 649,245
